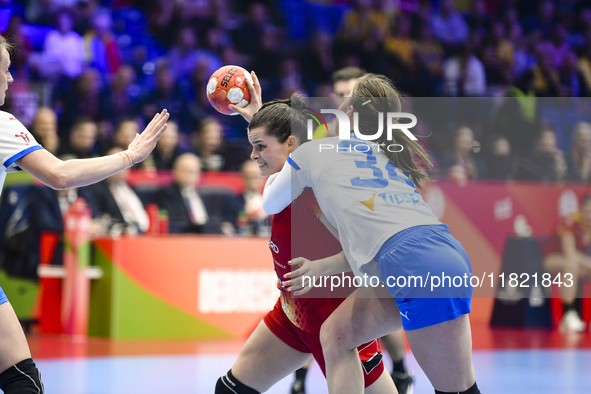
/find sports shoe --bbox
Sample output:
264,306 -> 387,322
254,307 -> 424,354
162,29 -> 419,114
559,310 -> 586,332
290,378 -> 305,394
391,371 -> 414,394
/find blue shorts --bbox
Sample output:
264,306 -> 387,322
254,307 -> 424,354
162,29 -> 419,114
376,224 -> 472,331
0,285 -> 8,305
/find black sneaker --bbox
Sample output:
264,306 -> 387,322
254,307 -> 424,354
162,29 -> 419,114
391,371 -> 414,394
290,378 -> 305,394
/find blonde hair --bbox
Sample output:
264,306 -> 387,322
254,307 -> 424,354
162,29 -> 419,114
0,35 -> 14,54
350,73 -> 433,188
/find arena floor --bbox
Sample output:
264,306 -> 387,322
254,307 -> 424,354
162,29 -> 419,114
28,321 -> 591,394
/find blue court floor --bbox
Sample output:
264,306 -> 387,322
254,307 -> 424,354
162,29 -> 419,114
36,349 -> 591,394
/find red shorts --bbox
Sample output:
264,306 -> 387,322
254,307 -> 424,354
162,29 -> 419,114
263,298 -> 384,387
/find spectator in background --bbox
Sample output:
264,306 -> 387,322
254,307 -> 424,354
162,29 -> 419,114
39,8 -> 86,80
166,26 -> 202,81
531,43 -> 560,96
106,64 -> 141,120
441,126 -> 482,180
235,160 -> 270,236
484,135 -> 518,180
431,0 -> 469,50
83,10 -> 122,77
3,182 -> 101,279
252,25 -> 282,81
58,116 -> 98,159
57,67 -> 107,128
543,195 -> 591,332
517,129 -> 567,182
577,31 -> 591,96
567,122 -> 591,183
152,153 -> 210,234
383,13 -> 414,83
481,20 -> 514,89
302,31 -> 335,88
443,39 -> 486,96
111,117 -> 139,151
543,24 -> 571,72
150,120 -> 183,170
465,0 -> 490,37
522,0 -> 556,38
31,107 -> 60,155
81,147 -> 149,235
410,19 -> 444,96
510,23 -> 534,80
335,0 -> 389,69
141,61 -> 186,129
559,51 -> 582,97
234,2 -> 273,55
191,117 -> 226,171
276,57 -> 307,99
2,15 -> 31,78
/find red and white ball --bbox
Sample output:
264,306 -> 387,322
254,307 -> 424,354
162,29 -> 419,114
207,65 -> 253,115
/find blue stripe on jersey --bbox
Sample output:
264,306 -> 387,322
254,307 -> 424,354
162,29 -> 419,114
287,156 -> 301,171
3,145 -> 44,169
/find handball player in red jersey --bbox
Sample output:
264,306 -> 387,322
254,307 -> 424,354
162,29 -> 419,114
543,195 -> 591,332
214,73 -> 397,394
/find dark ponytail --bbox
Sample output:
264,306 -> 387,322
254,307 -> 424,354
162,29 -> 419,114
249,93 -> 308,144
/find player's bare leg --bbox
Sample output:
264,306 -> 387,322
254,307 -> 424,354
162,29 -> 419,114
544,252 -> 591,331
217,320 -> 311,393
0,302 -> 44,393
0,303 -> 31,372
320,286 -> 477,394
381,331 -> 413,394
405,315 -> 476,392
364,369 -> 398,394
320,286 -> 402,394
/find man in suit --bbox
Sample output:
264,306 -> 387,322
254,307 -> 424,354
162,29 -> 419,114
80,147 -> 149,235
152,153 -> 209,233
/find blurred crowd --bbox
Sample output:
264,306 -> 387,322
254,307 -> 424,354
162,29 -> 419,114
0,0 -> 590,182
2,0 -> 591,260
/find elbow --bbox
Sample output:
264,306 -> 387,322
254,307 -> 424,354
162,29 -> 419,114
46,167 -> 73,190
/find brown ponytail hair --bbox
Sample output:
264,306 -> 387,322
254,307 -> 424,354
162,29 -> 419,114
248,93 -> 308,144
350,73 -> 432,188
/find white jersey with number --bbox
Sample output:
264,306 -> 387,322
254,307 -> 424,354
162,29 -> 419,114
288,136 -> 441,278
0,110 -> 43,198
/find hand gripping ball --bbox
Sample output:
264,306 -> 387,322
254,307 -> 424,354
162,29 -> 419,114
207,65 -> 253,115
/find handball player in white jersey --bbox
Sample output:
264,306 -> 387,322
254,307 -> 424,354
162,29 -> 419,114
0,36 -> 169,393
262,74 -> 481,394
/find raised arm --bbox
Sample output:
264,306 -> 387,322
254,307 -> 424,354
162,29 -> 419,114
17,110 -> 169,190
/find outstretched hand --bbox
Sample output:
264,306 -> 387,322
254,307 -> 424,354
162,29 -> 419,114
128,110 -> 170,164
228,71 -> 262,123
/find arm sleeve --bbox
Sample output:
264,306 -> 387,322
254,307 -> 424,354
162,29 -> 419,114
261,158 -> 304,214
0,112 -> 43,172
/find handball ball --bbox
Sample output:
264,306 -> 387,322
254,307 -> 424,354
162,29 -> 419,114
207,65 -> 253,115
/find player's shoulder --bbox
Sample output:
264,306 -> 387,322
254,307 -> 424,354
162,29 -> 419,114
0,110 -> 17,121
0,111 -> 24,126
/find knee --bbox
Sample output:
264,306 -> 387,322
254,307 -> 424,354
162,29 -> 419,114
215,370 -> 260,394
0,358 -> 44,394
319,317 -> 354,356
